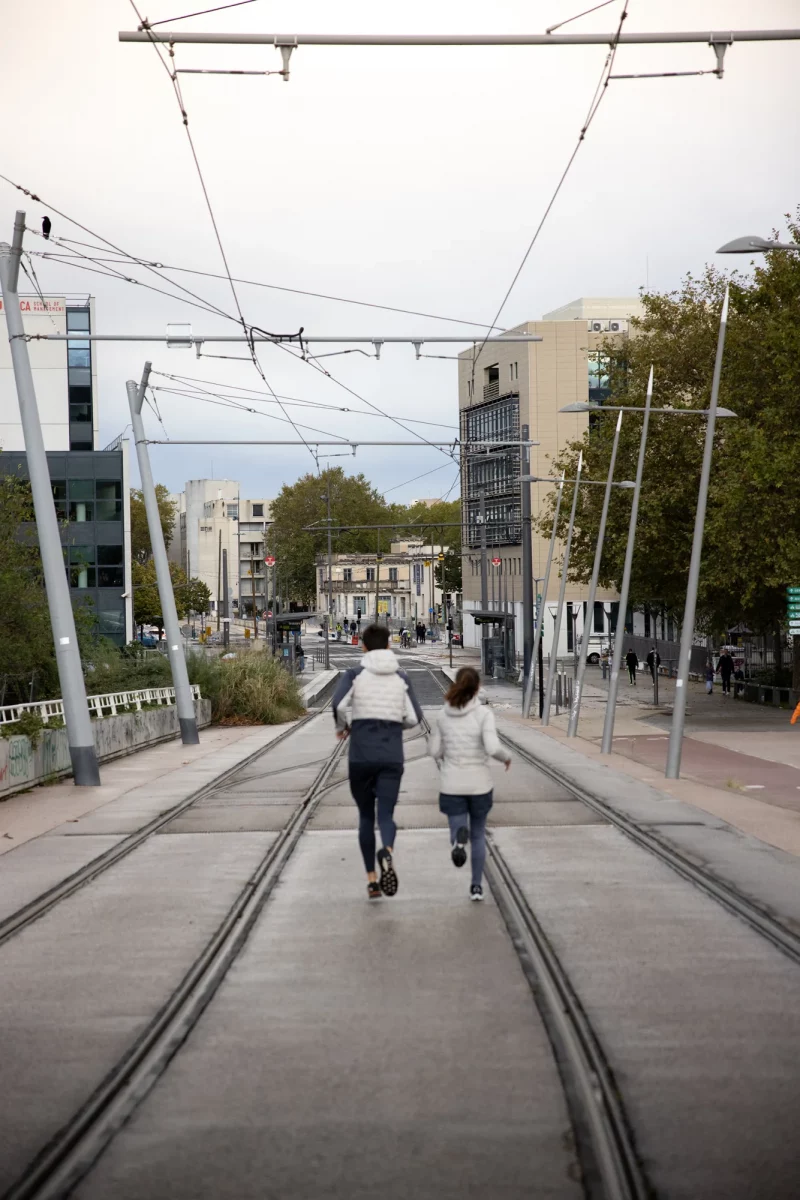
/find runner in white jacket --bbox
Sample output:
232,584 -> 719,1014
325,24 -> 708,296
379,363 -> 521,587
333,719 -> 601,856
427,666 -> 511,900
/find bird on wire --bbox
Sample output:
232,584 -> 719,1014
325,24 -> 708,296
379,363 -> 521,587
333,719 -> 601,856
42,216 -> 51,240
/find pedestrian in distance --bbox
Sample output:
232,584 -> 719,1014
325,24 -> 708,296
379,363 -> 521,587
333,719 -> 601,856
646,646 -> 661,680
428,666 -> 511,902
625,647 -> 638,685
705,660 -> 715,694
416,622 -> 424,645
734,665 -> 745,698
421,623 -> 428,644
356,610 -> 362,632
716,648 -> 734,696
332,623 -> 424,900
349,620 -> 356,639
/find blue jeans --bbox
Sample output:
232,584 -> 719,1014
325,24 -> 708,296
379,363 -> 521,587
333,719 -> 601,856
440,792 -> 493,887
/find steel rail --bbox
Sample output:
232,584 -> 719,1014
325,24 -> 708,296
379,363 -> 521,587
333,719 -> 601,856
3,724 -> 346,1200
422,666 -> 647,1198
485,839 -> 649,1200
0,710 -> 321,949
498,731 -> 800,966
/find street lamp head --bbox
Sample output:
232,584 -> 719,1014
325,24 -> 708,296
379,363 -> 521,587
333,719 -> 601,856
617,481 -> 636,489
559,402 -> 598,413
715,408 -> 737,418
717,236 -> 800,254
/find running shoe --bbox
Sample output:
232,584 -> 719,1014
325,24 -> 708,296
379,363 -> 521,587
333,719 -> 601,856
376,847 -> 398,896
367,881 -> 381,900
470,884 -> 484,902
451,825 -> 468,868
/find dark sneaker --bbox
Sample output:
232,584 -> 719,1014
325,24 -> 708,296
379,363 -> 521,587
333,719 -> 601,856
451,826 -> 468,868
376,847 -> 398,896
470,884 -> 484,902
367,881 -> 381,900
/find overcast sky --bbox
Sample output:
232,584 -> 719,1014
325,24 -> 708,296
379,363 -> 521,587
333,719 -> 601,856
2,1 -> 799,502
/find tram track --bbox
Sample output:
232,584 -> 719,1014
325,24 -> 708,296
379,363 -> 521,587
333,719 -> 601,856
2,723 -> 346,1200
422,666 -> 649,1200
0,710 -> 324,950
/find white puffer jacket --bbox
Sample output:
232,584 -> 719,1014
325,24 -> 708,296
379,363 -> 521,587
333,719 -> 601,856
427,696 -> 511,795
333,649 -> 422,727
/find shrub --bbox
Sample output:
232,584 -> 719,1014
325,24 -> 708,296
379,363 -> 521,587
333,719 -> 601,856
0,710 -> 46,748
187,651 -> 305,724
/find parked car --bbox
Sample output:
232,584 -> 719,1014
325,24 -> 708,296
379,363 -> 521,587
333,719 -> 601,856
137,634 -> 158,649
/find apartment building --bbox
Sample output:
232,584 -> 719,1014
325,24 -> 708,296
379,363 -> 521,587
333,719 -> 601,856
168,480 -> 273,615
0,294 -> 133,644
458,297 -> 644,656
315,541 -> 451,628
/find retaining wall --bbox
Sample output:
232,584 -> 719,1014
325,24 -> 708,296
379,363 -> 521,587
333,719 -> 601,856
0,699 -> 212,800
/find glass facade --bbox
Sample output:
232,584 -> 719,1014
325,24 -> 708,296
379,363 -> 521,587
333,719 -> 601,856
67,306 -> 94,450
0,450 -> 127,645
462,392 -> 521,548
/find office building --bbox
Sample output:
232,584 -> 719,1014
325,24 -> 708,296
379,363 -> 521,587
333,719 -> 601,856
0,294 -> 132,644
458,297 -> 645,657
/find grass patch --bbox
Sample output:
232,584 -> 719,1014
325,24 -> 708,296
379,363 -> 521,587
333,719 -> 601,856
187,652 -> 305,725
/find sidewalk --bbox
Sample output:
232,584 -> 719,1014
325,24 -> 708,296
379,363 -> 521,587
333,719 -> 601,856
0,723 -> 298,854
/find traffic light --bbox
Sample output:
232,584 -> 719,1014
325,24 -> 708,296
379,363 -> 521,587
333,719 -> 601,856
436,604 -> 442,620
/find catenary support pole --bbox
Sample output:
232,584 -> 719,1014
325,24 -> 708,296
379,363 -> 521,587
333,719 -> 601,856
479,491 -> 488,670
568,412 -> 624,737
520,424 -> 534,710
323,487 -> 332,670
542,454 -> 583,726
542,453 -> 585,724
222,549 -> 230,648
0,213 -> 100,785
523,473 -> 565,719
666,288 -> 730,779
601,367 -> 654,754
127,370 -> 199,745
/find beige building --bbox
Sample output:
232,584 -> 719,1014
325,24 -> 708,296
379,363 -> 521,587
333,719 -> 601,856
168,480 -> 272,616
458,297 -> 644,656
316,541 -> 450,630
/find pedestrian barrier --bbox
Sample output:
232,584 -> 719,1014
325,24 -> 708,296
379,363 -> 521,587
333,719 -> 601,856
0,684 -> 202,727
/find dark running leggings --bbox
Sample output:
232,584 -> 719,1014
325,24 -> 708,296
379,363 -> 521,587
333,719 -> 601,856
349,763 -> 403,873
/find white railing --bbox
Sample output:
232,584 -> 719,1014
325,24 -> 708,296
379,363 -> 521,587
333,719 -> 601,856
0,684 -> 202,726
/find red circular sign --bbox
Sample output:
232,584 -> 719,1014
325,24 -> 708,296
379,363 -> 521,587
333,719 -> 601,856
491,557 -> 501,566
264,556 -> 276,566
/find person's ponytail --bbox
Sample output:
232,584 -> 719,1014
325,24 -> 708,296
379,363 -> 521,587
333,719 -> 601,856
445,666 -> 481,709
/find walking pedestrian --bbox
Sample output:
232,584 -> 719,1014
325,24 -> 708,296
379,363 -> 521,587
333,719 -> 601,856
705,660 -> 714,694
416,622 -> 424,645
734,665 -> 745,698
421,623 -> 428,645
356,610 -> 362,633
428,666 -> 511,901
716,648 -> 734,696
332,623 -> 424,900
349,620 -> 356,640
645,646 -> 661,680
625,647 -> 638,685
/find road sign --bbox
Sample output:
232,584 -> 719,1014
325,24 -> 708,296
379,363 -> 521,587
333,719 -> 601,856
264,555 -> 276,567
491,556 -> 501,566
787,586 -> 800,596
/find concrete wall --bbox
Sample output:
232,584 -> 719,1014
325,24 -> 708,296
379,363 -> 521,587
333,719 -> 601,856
0,699 -> 211,800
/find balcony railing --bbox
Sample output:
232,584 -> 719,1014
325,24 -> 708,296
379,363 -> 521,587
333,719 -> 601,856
322,579 -> 407,593
483,380 -> 500,402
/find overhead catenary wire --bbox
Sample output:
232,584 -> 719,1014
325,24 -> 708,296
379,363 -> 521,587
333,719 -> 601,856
471,0 -> 630,374
143,0 -> 258,28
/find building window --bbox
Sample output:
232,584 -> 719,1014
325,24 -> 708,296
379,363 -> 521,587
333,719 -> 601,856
343,568 -> 352,582
366,568 -> 375,582
227,504 -> 239,520
68,478 -> 93,522
252,503 -> 264,517
97,544 -> 124,587
96,480 -> 122,521
593,601 -> 604,633
69,545 -> 95,588
588,352 -> 612,403
52,481 -> 67,519
388,567 -> 398,582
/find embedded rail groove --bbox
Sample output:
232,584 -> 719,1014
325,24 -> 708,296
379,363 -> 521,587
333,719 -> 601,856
0,711 -> 321,949
3,727 -> 346,1200
498,730 -> 800,967
422,667 -> 647,1198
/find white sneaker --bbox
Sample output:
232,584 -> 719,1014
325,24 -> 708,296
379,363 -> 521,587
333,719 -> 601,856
470,884 -> 484,902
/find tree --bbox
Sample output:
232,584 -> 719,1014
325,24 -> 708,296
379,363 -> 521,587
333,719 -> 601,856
0,476 -> 60,704
403,498 -> 463,593
538,207 -> 800,680
131,485 -> 177,564
266,467 -> 407,605
132,560 -> 209,633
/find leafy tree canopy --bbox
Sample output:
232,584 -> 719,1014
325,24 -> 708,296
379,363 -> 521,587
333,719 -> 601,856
537,207 -> 800,641
131,484 -> 177,564
133,559 -> 210,630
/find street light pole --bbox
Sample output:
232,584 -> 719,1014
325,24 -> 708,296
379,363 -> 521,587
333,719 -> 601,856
127,369 -> 200,745
321,487 -> 333,670
542,452 -> 583,726
523,476 -> 565,719
665,288 -> 730,779
568,412 -> 624,737
520,423 -> 534,709
0,211 -> 100,785
601,368 -> 654,755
